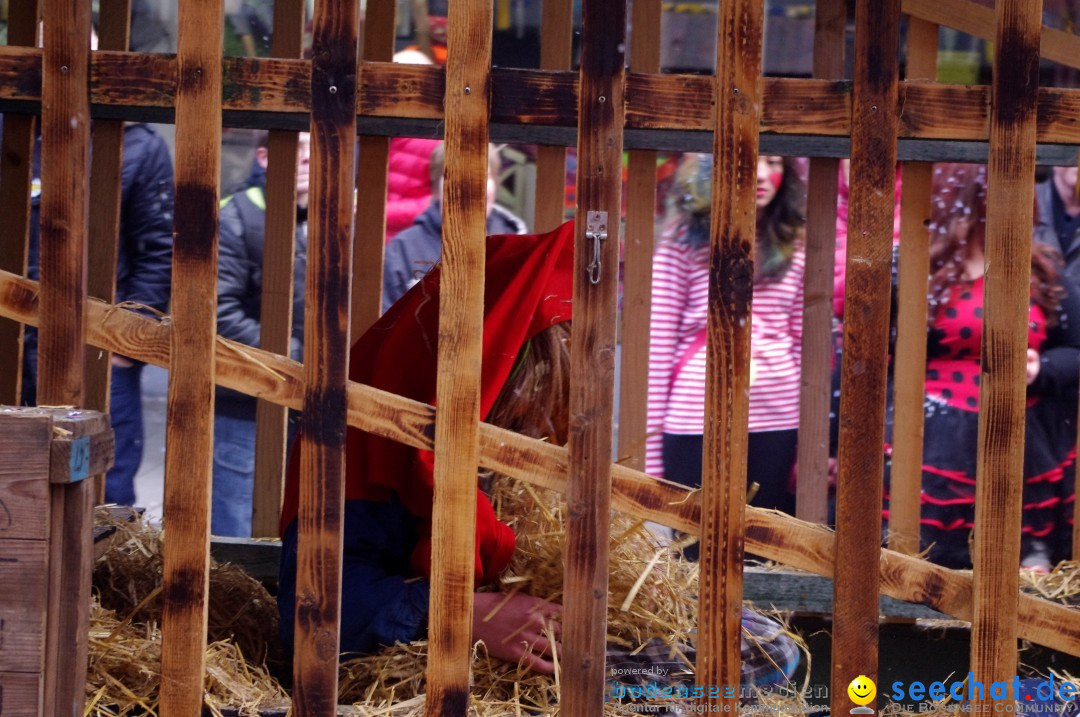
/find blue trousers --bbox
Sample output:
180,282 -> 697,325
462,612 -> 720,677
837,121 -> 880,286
105,364 -> 144,505
212,410 -> 258,537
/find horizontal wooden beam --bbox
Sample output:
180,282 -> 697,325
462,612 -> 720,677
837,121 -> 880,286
2,49 -> 1080,148
1,268 -> 1080,658
902,0 -> 1080,72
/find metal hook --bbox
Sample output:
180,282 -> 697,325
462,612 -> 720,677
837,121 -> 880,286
586,210 -> 608,285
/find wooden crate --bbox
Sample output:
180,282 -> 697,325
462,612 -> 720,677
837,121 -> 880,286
0,407 -> 113,717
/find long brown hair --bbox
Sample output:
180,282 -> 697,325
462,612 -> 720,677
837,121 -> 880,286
485,322 -> 571,446
669,154 -> 806,282
927,163 -> 1063,327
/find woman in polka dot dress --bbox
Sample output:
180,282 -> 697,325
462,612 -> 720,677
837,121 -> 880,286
883,163 -> 1080,571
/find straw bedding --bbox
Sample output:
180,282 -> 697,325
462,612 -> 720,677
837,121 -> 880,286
88,507 -> 287,715
91,487 -> 1080,714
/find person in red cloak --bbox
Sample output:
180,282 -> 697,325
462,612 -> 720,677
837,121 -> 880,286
277,221 -> 575,674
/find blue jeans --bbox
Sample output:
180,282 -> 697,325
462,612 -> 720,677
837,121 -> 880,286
212,411 -> 257,537
105,363 -> 144,505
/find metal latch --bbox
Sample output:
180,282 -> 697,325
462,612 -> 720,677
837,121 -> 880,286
585,210 -> 609,285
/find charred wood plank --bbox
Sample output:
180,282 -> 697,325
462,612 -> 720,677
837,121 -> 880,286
970,0 -> 1044,702
697,0 -> 763,702
831,0 -> 901,713
423,1 -> 493,714
158,0 -> 224,714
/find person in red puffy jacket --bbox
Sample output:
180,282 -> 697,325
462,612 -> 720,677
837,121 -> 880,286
384,50 -> 441,243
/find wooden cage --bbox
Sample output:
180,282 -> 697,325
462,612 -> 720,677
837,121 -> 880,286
2,0 -> 1080,714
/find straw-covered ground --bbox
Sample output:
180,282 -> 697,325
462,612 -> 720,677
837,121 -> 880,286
88,486 -> 1080,715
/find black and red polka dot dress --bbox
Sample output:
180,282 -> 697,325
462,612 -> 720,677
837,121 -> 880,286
883,276 -> 1080,568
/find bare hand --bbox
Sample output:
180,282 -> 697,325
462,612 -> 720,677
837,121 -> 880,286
473,592 -> 561,675
111,355 -> 135,368
1026,348 -> 1040,385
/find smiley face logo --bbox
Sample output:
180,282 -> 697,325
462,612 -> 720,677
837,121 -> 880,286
848,675 -> 877,706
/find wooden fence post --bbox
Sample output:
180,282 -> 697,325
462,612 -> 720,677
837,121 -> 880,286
533,0 -> 572,234
291,0 -> 358,712
697,0 -> 763,703
618,0 -> 661,473
562,0 -> 626,712
250,0 -> 305,538
796,0 -> 844,525
424,2 -> 493,714
159,0 -> 223,713
889,16 -> 939,555
350,0 -> 395,338
84,0 -> 131,504
971,0 -> 1043,705
831,0 -> 900,713
39,2 -> 95,715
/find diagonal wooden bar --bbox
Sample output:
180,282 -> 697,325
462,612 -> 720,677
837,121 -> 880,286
350,0 -> 395,339
618,0 -> 660,473
0,0 -> 40,407
5,270 -> 1080,659
889,16 -> 938,556
796,0 -> 845,525
533,0 -> 572,234
291,0 -> 358,712
39,1 -> 94,714
697,0 -> 763,703
250,0 -> 304,538
562,0 -> 626,712
902,0 -> 1080,73
971,0 -> 1043,706
424,2 -> 493,715
831,0 -> 901,714
158,0 -> 223,714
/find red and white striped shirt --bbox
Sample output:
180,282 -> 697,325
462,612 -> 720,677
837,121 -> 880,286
645,236 -> 805,477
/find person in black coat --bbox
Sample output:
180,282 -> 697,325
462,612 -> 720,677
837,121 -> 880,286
212,130 -> 309,537
20,121 -> 175,505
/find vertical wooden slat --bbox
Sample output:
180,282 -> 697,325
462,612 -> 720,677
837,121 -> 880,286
423,3 -> 493,715
38,0 -> 91,407
697,0 -> 762,703
292,0 -> 358,711
39,0 -> 93,715
617,0 -> 660,472
563,0 -> 626,713
533,0 -> 572,233
795,0 -> 845,524
971,0 -> 1043,705
831,0 -> 900,713
158,0 -> 224,712
350,0 -> 395,338
888,16 -> 938,555
0,0 -> 39,406
250,0 -> 305,538
85,0 -> 132,505
44,468 -> 95,715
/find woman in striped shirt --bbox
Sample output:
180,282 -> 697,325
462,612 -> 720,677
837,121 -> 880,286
647,154 -> 806,557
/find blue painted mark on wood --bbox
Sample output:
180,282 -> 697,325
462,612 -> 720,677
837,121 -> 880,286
69,436 -> 90,482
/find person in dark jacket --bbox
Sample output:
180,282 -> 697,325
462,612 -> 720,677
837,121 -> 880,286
213,130 -> 309,537
1035,165 -> 1080,286
382,142 -> 527,312
20,122 -> 175,506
